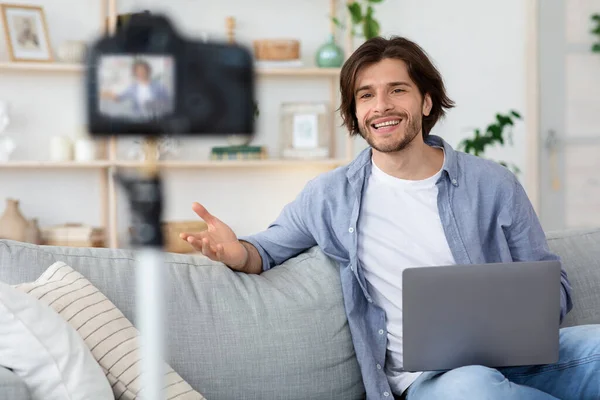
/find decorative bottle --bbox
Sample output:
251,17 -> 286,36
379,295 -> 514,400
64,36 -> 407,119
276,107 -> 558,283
0,198 -> 29,242
315,34 -> 344,68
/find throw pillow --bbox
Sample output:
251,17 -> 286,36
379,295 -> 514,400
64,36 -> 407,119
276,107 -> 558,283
15,261 -> 205,400
0,280 -> 114,400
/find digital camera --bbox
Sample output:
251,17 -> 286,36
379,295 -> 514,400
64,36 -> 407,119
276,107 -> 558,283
85,13 -> 255,137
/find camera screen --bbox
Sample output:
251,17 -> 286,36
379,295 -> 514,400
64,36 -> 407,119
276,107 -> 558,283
97,54 -> 175,121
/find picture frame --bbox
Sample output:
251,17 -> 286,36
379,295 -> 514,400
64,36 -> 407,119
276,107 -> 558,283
280,102 -> 331,159
0,4 -> 53,62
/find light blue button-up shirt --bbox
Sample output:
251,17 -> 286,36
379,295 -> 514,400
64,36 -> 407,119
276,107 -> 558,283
240,134 -> 573,400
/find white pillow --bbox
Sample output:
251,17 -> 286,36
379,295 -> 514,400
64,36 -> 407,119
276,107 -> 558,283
15,261 -> 205,400
0,280 -> 114,400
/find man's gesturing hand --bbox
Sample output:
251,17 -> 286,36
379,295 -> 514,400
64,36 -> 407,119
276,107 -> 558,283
180,202 -> 249,271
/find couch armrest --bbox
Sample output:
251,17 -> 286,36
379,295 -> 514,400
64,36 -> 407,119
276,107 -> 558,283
0,367 -> 30,400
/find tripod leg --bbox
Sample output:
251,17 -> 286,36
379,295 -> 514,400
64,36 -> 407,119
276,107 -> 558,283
137,247 -> 166,400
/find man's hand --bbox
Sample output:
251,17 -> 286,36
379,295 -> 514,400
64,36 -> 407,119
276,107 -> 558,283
100,90 -> 117,100
180,202 -> 251,272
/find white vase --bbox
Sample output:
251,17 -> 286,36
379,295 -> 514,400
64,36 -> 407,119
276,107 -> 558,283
0,101 -> 9,134
74,138 -> 96,161
0,136 -> 15,162
49,136 -> 73,162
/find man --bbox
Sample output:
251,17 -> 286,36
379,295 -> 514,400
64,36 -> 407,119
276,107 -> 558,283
101,59 -> 170,118
180,36 -> 600,399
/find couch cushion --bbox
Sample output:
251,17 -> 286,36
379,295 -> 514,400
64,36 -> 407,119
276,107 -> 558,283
0,280 -> 113,400
546,228 -> 600,328
14,261 -> 204,400
0,367 -> 30,400
0,240 -> 364,400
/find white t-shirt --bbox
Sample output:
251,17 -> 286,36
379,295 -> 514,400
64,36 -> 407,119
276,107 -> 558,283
357,155 -> 456,395
136,83 -> 153,107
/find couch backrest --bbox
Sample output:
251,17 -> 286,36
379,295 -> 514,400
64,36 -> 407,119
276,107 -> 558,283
546,228 -> 600,327
0,240 -> 364,400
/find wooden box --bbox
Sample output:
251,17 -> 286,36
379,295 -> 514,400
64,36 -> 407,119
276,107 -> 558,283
253,39 -> 300,61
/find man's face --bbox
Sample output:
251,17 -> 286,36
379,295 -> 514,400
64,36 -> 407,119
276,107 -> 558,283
354,58 -> 432,153
134,65 -> 149,82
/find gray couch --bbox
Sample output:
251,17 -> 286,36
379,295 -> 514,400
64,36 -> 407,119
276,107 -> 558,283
0,228 -> 599,400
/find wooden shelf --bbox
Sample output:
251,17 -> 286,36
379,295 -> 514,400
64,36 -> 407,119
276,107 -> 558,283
0,160 -> 112,168
0,159 -> 348,169
0,62 -> 339,77
116,158 -> 349,168
256,67 -> 340,77
0,61 -> 84,73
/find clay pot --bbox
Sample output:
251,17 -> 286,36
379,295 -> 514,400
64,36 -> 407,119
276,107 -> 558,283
0,198 -> 29,242
24,218 -> 43,245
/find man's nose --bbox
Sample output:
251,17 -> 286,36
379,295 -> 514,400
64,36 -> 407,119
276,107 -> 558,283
373,94 -> 393,114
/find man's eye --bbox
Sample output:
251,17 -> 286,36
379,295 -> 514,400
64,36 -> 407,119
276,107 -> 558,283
360,93 -> 372,98
393,88 -> 405,93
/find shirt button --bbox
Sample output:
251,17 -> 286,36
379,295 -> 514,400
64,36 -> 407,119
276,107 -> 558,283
350,265 -> 354,271
348,227 -> 354,233
379,329 -> 384,335
384,392 -> 390,397
376,364 -> 382,370
451,178 -> 458,185
367,298 -> 373,303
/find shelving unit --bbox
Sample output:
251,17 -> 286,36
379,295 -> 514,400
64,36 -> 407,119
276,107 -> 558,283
0,0 -> 355,249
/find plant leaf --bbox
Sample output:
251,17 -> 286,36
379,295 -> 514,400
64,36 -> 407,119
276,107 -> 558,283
510,110 -> 522,119
347,2 -> 363,25
364,16 -> 380,39
367,0 -> 385,3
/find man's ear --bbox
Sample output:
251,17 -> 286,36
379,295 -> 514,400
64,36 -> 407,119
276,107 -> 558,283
422,94 -> 432,117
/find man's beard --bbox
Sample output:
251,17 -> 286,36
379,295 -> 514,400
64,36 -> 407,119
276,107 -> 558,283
359,111 -> 422,153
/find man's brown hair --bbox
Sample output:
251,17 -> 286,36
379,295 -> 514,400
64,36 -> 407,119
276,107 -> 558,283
339,36 -> 455,138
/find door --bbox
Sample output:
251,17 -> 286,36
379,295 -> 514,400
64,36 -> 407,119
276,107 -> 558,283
538,0 -> 600,232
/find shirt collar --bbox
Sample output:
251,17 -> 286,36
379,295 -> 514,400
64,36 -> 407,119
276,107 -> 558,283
346,134 -> 459,185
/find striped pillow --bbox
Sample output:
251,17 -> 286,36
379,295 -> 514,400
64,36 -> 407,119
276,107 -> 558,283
14,261 -> 205,400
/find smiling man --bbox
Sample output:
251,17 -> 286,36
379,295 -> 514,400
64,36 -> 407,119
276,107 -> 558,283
181,36 -> 600,399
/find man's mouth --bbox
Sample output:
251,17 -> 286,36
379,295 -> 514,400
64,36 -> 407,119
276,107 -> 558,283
371,119 -> 402,130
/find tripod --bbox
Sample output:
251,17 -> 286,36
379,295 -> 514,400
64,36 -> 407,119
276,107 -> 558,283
118,137 -> 167,400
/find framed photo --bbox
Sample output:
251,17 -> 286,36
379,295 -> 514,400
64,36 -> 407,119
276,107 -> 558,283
280,102 -> 332,159
1,4 -> 53,62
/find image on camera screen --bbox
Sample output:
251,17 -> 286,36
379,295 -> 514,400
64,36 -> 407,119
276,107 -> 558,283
97,54 -> 175,121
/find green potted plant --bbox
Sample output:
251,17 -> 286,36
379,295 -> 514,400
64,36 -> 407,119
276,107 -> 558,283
332,0 -> 385,40
591,13 -> 600,52
457,110 -> 523,175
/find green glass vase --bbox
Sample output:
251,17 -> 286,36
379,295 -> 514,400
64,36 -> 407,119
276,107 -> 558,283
315,34 -> 344,68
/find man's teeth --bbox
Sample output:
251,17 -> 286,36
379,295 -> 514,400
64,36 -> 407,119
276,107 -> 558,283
374,120 -> 400,128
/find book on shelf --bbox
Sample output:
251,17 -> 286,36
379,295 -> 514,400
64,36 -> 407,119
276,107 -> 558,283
210,145 -> 267,161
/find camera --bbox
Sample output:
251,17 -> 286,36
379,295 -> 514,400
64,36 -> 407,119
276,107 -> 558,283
85,12 -> 255,137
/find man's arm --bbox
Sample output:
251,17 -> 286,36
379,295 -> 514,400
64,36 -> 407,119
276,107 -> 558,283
114,85 -> 135,102
238,240 -> 263,275
238,180 -> 319,273
504,177 -> 573,323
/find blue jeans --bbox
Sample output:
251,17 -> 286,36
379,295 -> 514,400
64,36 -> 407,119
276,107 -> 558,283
404,325 -> 600,400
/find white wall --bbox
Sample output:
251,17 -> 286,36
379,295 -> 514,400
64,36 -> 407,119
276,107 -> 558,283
0,0 -> 529,244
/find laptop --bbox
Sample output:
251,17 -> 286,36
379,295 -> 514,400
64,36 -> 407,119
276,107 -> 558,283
401,260 -> 562,372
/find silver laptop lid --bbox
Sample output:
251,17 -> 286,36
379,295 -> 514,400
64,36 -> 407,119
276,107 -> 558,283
402,260 -> 561,372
